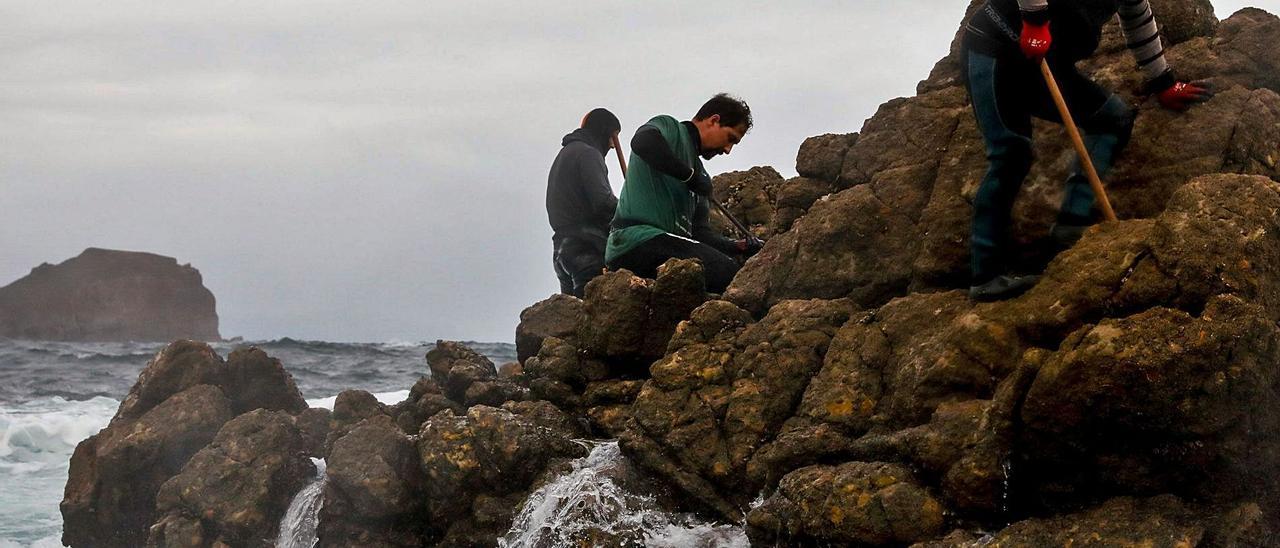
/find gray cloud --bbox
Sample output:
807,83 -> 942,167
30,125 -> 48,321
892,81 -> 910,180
0,1 -> 1261,341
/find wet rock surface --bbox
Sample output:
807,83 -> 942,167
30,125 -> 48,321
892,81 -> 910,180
747,461 -> 946,546
417,405 -> 587,544
318,415 -> 428,547
520,260 -> 711,436
622,298 -> 854,517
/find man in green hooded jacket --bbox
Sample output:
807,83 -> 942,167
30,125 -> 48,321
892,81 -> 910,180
605,94 -> 762,293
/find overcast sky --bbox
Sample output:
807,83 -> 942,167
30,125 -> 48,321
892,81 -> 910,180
0,1 -> 1264,343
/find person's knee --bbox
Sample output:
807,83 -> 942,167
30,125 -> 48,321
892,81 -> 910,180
1083,95 -> 1135,148
988,138 -> 1033,183
570,265 -> 603,298
702,255 -> 740,294
976,138 -> 1032,213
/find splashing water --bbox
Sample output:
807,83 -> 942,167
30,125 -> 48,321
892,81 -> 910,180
499,441 -> 748,548
276,458 -> 326,548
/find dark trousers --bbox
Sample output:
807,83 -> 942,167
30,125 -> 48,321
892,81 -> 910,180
966,50 -> 1135,284
553,235 -> 606,298
606,234 -> 739,294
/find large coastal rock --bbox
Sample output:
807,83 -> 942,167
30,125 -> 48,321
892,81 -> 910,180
0,248 -> 220,341
620,298 -> 854,517
318,415 -> 428,547
514,293 -> 581,364
747,462 -> 946,546
61,341 -> 308,548
62,384 -> 233,548
148,410 -> 313,548
913,495 -> 1270,547
621,174 -> 1280,543
417,405 -> 586,545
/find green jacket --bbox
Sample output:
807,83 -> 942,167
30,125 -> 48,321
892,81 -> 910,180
605,115 -> 705,263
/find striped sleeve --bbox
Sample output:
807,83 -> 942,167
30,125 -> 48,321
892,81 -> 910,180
1118,0 -> 1172,83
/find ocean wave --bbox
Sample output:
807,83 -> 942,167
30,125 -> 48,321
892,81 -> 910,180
0,535 -> 63,548
0,397 -> 117,472
306,390 -> 410,411
0,397 -> 117,546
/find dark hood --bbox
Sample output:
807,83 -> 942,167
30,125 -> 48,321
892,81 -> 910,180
562,127 -> 611,155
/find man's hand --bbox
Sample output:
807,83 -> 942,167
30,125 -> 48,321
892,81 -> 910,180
1157,80 -> 1214,111
686,169 -> 713,197
1020,20 -> 1051,60
735,237 -> 764,257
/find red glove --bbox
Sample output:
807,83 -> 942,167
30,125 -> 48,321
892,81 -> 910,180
1020,20 -> 1051,60
1157,80 -> 1214,111
735,237 -> 764,256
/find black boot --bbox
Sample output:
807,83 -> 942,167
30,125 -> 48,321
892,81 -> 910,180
1050,222 -> 1090,249
969,274 -> 1040,302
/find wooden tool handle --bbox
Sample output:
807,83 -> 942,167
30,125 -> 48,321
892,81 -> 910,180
611,134 -> 627,176
1040,60 -> 1118,222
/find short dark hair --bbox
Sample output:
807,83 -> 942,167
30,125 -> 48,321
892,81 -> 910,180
694,93 -> 752,133
582,108 -> 621,137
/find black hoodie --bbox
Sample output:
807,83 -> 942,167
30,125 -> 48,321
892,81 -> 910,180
546,128 -> 618,243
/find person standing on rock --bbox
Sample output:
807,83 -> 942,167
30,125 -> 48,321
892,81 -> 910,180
605,93 -> 763,294
547,108 -> 622,298
964,0 -> 1213,301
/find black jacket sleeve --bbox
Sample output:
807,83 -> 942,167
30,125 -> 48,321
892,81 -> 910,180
631,124 -> 695,181
692,197 -> 740,255
577,150 -> 618,228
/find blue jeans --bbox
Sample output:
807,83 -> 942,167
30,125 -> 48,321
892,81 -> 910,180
966,50 -> 1134,284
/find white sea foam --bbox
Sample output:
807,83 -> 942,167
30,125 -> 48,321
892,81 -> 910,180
379,340 -> 427,349
0,535 -> 63,548
306,389 -> 409,410
0,397 -> 117,545
499,441 -> 748,548
0,397 -> 116,473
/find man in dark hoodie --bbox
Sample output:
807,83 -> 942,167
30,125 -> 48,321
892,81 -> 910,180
963,0 -> 1212,301
605,94 -> 762,294
546,108 -> 622,297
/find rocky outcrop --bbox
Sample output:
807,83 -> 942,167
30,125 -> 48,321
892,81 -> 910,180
609,4 -> 1280,542
62,384 -> 233,548
619,174 -> 1280,544
0,248 -> 220,342
723,8 -> 1280,316
427,340 -> 525,408
61,340 -> 308,548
